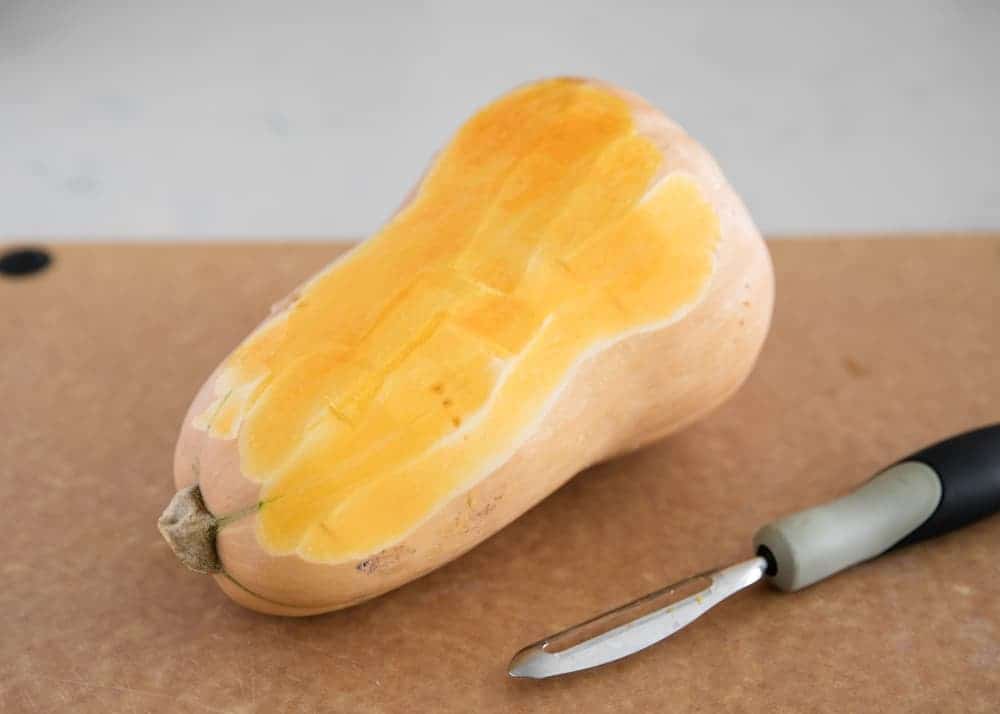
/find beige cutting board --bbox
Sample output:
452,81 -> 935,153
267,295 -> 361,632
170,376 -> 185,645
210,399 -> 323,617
2,236 -> 998,712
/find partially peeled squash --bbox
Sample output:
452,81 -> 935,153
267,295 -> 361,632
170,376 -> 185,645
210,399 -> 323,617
160,78 -> 774,615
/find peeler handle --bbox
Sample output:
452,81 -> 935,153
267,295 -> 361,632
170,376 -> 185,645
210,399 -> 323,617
752,423 -> 1000,592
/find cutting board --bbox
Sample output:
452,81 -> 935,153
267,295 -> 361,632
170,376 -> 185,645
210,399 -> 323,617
2,236 -> 998,713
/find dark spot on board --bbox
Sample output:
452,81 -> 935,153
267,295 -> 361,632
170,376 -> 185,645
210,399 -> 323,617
0,247 -> 52,278
842,356 -> 870,378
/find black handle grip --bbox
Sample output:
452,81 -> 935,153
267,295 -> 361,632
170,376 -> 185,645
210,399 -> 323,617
889,423 -> 1000,551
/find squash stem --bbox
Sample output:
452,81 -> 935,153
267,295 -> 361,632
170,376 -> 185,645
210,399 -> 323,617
158,484 -> 222,574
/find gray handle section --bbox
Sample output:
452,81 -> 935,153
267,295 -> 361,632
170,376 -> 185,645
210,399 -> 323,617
752,461 -> 942,592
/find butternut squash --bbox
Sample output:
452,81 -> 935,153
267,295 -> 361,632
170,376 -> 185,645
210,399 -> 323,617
159,78 -> 774,615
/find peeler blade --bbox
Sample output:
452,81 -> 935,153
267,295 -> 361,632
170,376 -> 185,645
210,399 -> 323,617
508,556 -> 767,679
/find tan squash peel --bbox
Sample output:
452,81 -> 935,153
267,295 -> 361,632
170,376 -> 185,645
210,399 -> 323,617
162,77 -> 774,615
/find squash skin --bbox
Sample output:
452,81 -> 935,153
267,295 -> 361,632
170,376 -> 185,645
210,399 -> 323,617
170,79 -> 774,615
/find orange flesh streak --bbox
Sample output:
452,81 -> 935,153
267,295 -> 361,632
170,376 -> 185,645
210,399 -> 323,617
195,79 -> 720,561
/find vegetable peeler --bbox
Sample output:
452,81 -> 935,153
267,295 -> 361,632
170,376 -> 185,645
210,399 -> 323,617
508,423 -> 1000,679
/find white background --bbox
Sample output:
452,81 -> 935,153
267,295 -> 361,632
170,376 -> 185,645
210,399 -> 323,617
2,1 -> 997,240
